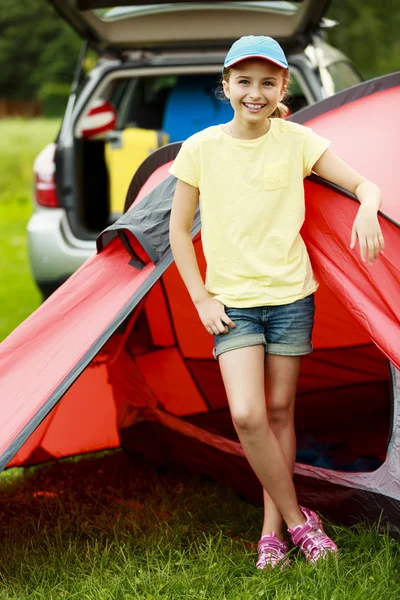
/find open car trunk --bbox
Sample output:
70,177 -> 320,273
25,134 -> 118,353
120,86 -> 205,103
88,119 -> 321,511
71,67 -> 237,235
54,0 -> 334,238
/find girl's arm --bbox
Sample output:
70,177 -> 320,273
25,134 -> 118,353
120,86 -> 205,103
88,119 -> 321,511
312,148 -> 385,264
169,179 -> 235,335
169,179 -> 208,303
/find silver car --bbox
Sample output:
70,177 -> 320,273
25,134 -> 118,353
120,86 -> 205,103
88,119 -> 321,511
29,0 -> 362,298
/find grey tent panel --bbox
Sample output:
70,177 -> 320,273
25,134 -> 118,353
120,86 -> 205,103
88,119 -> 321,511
97,174 -> 200,265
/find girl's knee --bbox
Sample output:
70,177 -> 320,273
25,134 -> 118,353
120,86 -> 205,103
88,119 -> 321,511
231,404 -> 266,433
267,400 -> 294,427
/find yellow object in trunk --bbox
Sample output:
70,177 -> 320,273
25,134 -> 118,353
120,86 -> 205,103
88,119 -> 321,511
105,128 -> 169,216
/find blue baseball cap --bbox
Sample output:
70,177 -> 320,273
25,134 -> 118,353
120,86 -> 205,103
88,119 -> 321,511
223,36 -> 288,72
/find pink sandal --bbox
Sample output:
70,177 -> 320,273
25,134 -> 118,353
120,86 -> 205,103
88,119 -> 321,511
256,531 -> 291,570
288,506 -> 338,563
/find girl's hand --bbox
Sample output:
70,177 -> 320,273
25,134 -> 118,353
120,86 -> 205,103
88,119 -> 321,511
350,204 -> 385,264
195,297 -> 236,335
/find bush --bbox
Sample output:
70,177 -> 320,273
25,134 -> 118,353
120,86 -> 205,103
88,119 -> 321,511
38,83 -> 70,118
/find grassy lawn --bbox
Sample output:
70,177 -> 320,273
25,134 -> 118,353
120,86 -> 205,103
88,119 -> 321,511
0,451 -> 399,600
0,118 -> 60,342
0,118 -> 399,599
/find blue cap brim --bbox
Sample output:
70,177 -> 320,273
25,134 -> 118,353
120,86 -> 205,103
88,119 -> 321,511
224,55 -> 288,71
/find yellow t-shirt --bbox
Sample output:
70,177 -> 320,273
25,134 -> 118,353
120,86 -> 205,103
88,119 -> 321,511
169,118 -> 330,307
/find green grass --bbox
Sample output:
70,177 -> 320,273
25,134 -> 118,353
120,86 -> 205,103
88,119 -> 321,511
0,118 -> 60,342
0,118 -> 400,598
0,451 -> 399,600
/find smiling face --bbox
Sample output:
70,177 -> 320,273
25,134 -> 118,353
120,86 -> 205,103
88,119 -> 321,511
222,58 -> 287,125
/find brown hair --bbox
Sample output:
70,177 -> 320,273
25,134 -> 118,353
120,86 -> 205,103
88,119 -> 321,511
215,67 -> 291,119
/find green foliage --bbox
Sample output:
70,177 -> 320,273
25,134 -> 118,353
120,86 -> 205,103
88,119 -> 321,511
0,0 -> 81,100
327,0 -> 400,80
38,82 -> 71,118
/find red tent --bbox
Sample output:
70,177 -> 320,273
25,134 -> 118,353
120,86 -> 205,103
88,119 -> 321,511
1,73 -> 399,530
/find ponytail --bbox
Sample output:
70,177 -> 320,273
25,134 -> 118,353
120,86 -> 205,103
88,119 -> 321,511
270,101 -> 291,119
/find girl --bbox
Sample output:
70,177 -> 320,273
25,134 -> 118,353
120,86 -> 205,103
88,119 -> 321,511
169,36 -> 384,569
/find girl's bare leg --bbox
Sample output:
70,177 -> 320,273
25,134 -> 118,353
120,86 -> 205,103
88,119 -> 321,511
261,354 -> 302,540
219,345 -> 305,530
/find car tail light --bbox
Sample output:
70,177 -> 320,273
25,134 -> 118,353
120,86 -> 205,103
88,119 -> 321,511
33,143 -> 59,208
81,100 -> 117,138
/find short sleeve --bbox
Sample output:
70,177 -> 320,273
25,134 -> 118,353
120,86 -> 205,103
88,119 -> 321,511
169,140 -> 199,188
303,127 -> 331,177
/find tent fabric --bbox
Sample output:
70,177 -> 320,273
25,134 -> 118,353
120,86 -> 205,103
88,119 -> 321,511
97,173 -> 190,265
291,71 -> 400,225
122,143 -> 182,213
0,72 -> 399,529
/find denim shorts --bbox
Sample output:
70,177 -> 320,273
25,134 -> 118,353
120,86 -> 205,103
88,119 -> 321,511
213,294 -> 315,359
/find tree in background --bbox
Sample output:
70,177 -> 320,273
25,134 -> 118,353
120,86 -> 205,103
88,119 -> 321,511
327,0 -> 400,80
0,0 -> 80,100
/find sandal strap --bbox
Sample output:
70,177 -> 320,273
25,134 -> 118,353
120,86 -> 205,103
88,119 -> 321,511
289,506 -> 338,563
258,536 -> 288,554
256,533 -> 290,569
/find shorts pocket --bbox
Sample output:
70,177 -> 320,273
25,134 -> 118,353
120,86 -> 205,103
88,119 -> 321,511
264,161 -> 288,191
